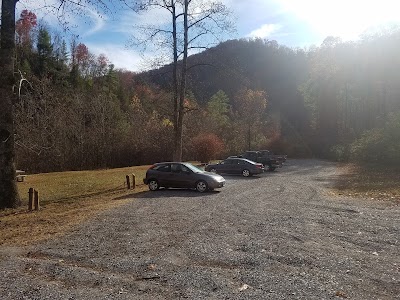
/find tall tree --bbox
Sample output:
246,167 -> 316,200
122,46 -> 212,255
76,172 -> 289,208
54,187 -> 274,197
130,0 -> 233,161
0,0 -> 113,208
15,9 -> 37,48
0,0 -> 20,208
233,88 -> 268,150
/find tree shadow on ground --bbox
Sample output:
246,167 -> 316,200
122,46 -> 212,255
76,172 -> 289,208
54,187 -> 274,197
114,188 -> 221,200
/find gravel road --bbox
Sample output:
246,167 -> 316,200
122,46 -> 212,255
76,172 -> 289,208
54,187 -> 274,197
1,159 -> 399,299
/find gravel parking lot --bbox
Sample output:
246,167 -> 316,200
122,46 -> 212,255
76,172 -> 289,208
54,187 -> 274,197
0,159 -> 399,299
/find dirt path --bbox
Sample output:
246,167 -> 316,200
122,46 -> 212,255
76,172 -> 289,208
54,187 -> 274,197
0,159 -> 399,299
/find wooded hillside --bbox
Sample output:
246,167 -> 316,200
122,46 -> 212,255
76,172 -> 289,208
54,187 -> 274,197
12,12 -> 400,172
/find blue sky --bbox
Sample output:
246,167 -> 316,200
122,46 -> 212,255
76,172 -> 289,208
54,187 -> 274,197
13,0 -> 400,71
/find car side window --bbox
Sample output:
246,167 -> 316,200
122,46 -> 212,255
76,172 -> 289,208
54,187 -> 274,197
155,164 -> 170,172
237,160 -> 244,165
181,165 -> 190,173
171,163 -> 183,173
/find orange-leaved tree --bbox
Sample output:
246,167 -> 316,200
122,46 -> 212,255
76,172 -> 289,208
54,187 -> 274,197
190,133 -> 224,163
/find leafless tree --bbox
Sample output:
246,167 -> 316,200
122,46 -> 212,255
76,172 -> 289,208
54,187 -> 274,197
127,0 -> 234,161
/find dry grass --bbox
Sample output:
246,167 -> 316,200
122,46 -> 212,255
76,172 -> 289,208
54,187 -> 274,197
0,166 -> 150,247
333,163 -> 400,203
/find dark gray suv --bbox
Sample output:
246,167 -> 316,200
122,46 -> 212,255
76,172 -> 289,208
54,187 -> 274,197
143,162 -> 225,192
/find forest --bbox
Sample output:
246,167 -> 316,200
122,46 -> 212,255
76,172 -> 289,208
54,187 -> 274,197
11,10 -> 400,173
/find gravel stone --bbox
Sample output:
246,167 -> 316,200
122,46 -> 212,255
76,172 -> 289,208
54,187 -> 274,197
0,159 -> 399,299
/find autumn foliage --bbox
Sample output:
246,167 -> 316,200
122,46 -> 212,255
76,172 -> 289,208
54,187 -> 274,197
190,133 -> 224,163
16,10 -> 37,46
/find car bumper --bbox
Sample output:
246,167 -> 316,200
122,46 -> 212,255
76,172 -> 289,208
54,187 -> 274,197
143,178 -> 148,184
253,169 -> 264,174
209,180 -> 225,189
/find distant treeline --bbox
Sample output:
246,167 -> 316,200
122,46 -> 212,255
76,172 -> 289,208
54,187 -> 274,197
12,11 -> 400,172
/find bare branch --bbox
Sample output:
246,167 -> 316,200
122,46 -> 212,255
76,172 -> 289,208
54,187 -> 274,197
16,70 -> 33,100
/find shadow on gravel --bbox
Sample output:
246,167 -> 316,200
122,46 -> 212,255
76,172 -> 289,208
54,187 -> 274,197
281,159 -> 336,176
222,175 -> 264,180
132,189 -> 221,199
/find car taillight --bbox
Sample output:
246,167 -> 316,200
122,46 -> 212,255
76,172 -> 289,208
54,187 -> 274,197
149,164 -> 156,169
256,164 -> 262,168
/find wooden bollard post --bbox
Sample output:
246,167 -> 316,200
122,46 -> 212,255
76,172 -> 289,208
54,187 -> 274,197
28,188 -> 34,211
132,174 -> 136,189
126,175 -> 131,189
34,190 -> 40,211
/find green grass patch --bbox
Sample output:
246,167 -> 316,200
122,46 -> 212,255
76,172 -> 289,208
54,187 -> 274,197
16,165 -> 149,205
1,165 -> 152,246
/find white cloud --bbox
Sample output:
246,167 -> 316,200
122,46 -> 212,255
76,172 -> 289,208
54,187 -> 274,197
82,9 -> 108,37
87,43 -> 148,72
112,7 -> 171,35
16,0 -> 106,37
248,24 -> 282,38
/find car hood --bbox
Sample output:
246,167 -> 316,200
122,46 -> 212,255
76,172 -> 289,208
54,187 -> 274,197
201,171 -> 225,181
205,163 -> 218,168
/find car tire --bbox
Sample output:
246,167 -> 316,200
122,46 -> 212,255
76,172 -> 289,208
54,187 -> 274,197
148,179 -> 160,191
210,168 -> 217,173
196,180 -> 208,193
242,169 -> 251,177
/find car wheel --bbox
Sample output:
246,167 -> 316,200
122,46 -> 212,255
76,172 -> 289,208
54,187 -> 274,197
196,180 -> 208,193
148,179 -> 159,191
210,168 -> 217,173
242,169 -> 251,177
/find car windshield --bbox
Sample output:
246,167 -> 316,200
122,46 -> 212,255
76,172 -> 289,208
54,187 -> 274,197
183,163 -> 204,173
241,158 -> 257,164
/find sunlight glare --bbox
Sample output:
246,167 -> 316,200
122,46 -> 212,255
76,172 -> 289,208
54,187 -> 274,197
279,0 -> 400,40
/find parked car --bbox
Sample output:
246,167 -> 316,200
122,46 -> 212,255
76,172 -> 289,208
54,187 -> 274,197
259,150 -> 287,163
143,162 -> 225,192
238,150 -> 284,171
205,157 -> 264,177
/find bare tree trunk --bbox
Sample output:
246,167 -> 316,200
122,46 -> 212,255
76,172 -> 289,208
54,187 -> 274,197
173,0 -> 189,162
0,0 -> 21,209
248,124 -> 251,150
171,1 -> 180,161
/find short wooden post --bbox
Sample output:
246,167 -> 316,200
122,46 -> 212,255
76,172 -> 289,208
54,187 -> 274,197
28,188 -> 34,211
126,175 -> 131,189
132,174 -> 136,189
34,190 -> 40,211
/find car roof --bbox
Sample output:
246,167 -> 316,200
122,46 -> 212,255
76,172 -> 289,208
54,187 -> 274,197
154,162 -> 185,165
226,157 -> 257,164
153,162 -> 198,167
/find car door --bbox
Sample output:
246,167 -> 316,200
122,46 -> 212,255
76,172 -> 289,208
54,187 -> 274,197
236,159 -> 246,174
170,163 -> 185,187
154,163 -> 171,186
217,159 -> 233,174
178,164 -> 195,188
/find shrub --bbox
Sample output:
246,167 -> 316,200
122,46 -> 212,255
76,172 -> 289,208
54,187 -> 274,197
350,112 -> 400,164
330,144 -> 350,162
190,133 -> 224,163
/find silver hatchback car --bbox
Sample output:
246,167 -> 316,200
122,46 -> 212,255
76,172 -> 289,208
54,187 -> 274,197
143,162 -> 225,192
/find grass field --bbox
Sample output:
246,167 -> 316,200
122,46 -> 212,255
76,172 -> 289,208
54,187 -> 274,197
15,166 -> 149,205
0,165 -> 150,246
